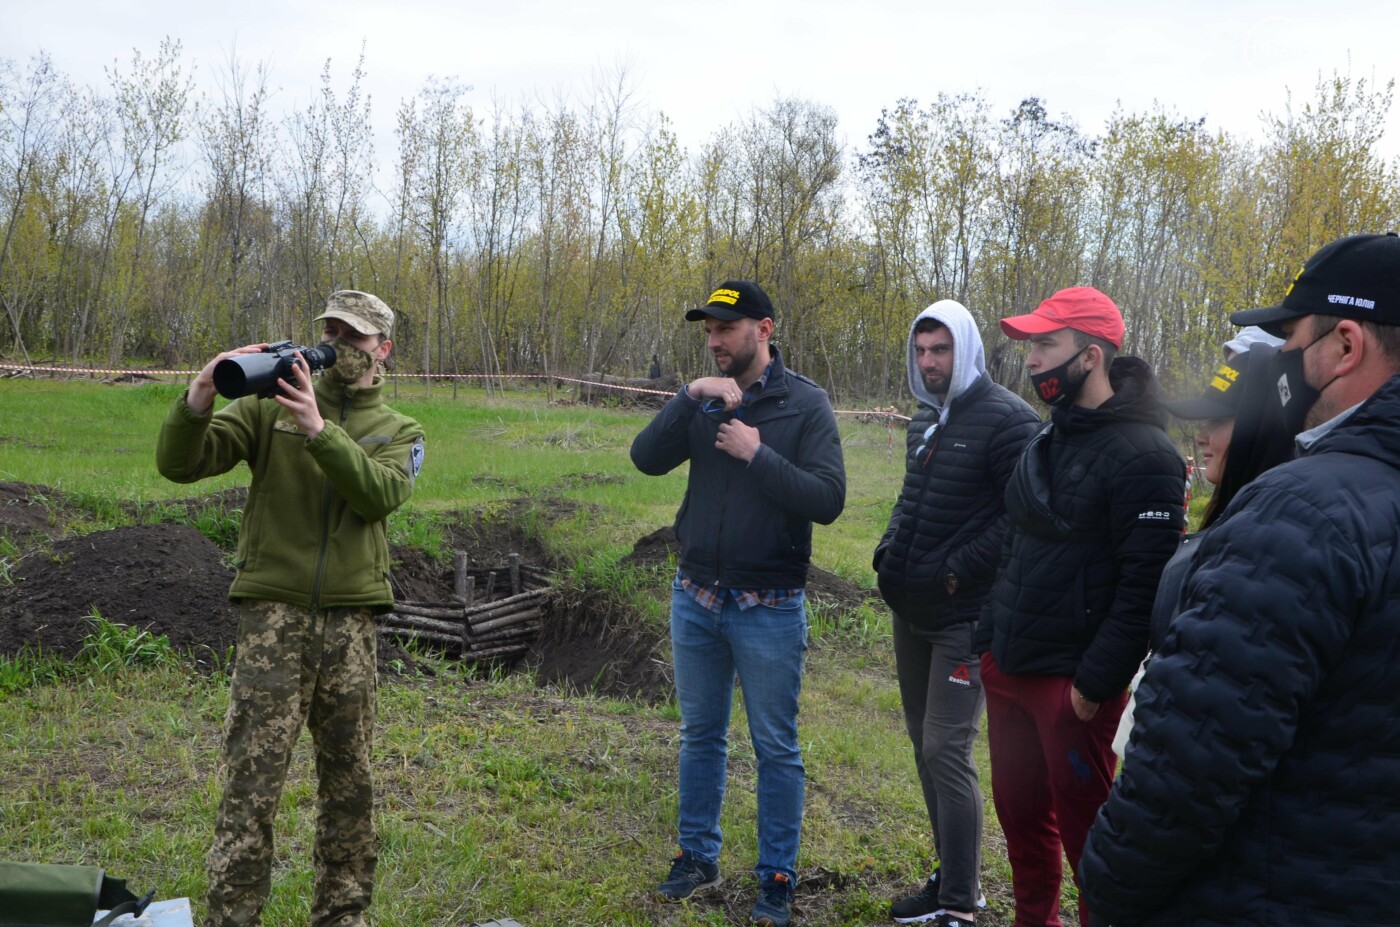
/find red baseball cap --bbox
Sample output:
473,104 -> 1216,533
1000,286 -> 1125,349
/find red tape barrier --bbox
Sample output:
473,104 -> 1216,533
0,363 -> 911,421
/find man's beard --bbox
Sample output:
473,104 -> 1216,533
714,334 -> 758,378
921,372 -> 948,395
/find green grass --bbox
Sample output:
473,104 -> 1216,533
0,378 -> 1080,926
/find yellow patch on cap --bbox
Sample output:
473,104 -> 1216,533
1209,363 -> 1239,393
708,288 -> 741,306
1284,264 -> 1305,296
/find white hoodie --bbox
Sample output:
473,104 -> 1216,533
906,299 -> 987,425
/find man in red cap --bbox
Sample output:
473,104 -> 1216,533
975,287 -> 1185,927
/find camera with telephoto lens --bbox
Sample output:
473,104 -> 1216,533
212,340 -> 337,400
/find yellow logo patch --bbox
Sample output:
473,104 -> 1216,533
1209,363 -> 1239,394
708,288 -> 741,306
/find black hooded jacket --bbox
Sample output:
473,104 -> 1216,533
876,372 -> 1041,631
975,357 -> 1186,702
1080,373 -> 1400,927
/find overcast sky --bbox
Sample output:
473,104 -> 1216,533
6,0 -> 1399,179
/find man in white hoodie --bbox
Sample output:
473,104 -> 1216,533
874,301 -> 1041,926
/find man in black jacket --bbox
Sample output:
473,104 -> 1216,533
875,300 -> 1040,926
976,287 -> 1185,927
631,280 -> 846,927
1081,232 -> 1400,926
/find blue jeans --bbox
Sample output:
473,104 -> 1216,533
670,576 -> 809,884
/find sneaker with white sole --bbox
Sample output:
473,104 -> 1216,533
889,868 -> 986,923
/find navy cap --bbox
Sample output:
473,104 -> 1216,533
1231,233 -> 1400,336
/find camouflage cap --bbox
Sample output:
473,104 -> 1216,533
315,290 -> 394,338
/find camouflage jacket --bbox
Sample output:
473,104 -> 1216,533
156,375 -> 424,610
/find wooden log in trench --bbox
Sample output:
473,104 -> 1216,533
468,643 -> 529,660
388,601 -> 466,621
470,625 -> 541,648
471,609 -> 542,635
464,588 -> 548,623
378,612 -> 463,636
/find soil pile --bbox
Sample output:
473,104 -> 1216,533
0,487 -> 675,699
0,481 -> 67,544
0,524 -> 239,669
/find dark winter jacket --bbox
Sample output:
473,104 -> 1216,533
876,372 -> 1040,631
975,357 -> 1186,702
1146,533 -> 1196,652
630,347 -> 846,589
1080,373 -> 1400,927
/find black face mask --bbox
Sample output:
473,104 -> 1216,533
1030,346 -> 1090,407
1273,328 -> 1338,435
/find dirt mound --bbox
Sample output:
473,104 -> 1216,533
621,525 -> 872,611
0,524 -> 240,669
0,513 -> 427,675
0,488 -> 677,701
0,481 -> 67,543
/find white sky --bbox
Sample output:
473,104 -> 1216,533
6,0 -> 1400,185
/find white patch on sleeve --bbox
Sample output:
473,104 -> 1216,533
408,439 -> 425,482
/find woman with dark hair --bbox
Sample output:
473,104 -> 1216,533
1149,343 -> 1295,647
1113,343 -> 1294,754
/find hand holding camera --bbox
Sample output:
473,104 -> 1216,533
187,343 -> 270,414
186,341 -> 336,440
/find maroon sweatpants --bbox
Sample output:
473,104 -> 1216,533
981,653 -> 1127,927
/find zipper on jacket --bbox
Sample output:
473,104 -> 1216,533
309,392 -> 352,609
714,447 -> 730,591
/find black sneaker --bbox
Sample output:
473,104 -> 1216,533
656,849 -> 721,900
933,914 -> 975,927
889,876 -> 941,923
889,870 -> 987,923
750,872 -> 794,926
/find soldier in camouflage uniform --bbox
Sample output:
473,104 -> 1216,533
158,291 -> 425,927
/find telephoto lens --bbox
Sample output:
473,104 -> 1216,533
213,341 -> 338,400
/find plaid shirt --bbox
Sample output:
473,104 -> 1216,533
678,360 -> 803,612
679,572 -> 805,613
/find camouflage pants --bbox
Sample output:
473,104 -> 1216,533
205,600 -> 378,927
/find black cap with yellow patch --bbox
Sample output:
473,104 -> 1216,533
1230,232 -> 1400,336
685,280 -> 775,322
1166,357 -> 1245,420
1166,344 -> 1279,420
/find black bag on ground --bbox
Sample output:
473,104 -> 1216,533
0,862 -> 154,927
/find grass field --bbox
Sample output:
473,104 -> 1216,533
0,377 -> 1086,926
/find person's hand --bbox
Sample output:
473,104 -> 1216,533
186,343 -> 269,414
715,420 -> 761,462
271,350 -> 325,440
1071,684 -> 1099,722
688,376 -> 743,411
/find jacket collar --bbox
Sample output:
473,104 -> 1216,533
315,373 -> 385,409
1305,372 -> 1400,465
1051,356 -> 1168,433
750,345 -> 791,402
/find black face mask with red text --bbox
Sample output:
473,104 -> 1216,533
1030,346 -> 1090,407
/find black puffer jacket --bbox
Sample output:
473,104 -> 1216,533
976,357 -> 1186,702
876,372 -> 1040,631
1080,373 -> 1400,927
630,347 -> 846,589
